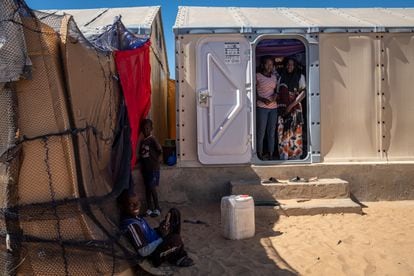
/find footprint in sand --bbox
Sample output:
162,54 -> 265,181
342,235 -> 354,245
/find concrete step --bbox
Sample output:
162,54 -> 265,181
255,198 -> 363,217
231,178 -> 350,200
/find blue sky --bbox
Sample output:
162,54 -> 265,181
26,0 -> 413,78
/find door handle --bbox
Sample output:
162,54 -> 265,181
198,90 -> 211,106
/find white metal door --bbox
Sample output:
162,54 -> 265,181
196,36 -> 251,164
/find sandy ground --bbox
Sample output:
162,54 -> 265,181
140,200 -> 414,276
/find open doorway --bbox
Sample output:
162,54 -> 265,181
255,38 -> 307,161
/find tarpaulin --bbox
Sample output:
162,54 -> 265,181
115,41 -> 151,168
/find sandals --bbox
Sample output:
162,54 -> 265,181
262,176 -> 319,183
290,176 -> 305,182
290,176 -> 319,182
262,177 -> 280,184
176,256 -> 194,267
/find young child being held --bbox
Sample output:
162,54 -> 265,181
139,119 -> 162,217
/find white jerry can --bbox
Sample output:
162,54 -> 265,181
221,195 -> 255,240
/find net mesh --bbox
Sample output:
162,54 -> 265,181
0,1 -> 147,274
0,0 -> 30,82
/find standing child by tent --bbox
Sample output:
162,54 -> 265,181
139,119 -> 162,217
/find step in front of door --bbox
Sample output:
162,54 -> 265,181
231,178 -> 350,200
255,198 -> 363,217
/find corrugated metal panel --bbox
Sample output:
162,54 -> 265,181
44,6 -> 160,34
174,7 -> 414,34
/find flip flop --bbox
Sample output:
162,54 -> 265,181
290,176 -> 305,182
263,177 -> 280,184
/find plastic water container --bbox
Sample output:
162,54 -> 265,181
221,195 -> 255,240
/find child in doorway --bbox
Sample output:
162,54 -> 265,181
139,119 -> 162,217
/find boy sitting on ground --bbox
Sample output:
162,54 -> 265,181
120,192 -> 194,270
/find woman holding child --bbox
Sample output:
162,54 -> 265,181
277,58 -> 306,160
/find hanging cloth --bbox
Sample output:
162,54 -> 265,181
115,41 -> 151,168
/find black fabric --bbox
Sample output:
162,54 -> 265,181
110,100 -> 132,192
280,71 -> 301,92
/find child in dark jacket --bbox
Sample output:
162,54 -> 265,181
139,119 -> 162,217
120,193 -> 194,268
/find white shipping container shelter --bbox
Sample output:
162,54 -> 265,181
173,7 -> 414,166
47,6 -> 170,144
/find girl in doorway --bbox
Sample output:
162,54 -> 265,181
256,56 -> 278,160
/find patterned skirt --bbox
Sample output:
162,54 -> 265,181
277,110 -> 303,160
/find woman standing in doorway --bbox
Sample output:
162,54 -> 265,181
278,58 -> 306,160
256,56 -> 278,160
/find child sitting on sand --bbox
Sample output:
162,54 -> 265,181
120,192 -> 194,269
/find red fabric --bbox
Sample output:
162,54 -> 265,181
115,41 -> 151,168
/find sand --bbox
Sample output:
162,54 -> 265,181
141,200 -> 414,276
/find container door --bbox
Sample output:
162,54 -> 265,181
196,37 -> 251,164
